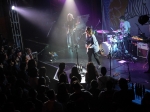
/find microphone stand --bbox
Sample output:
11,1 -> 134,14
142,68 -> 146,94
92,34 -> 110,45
94,19 -> 101,30
38,45 -> 49,56
135,23 -> 143,35
73,32 -> 84,72
46,21 -> 56,38
109,45 -> 112,77
103,32 -> 112,77
126,62 -> 131,82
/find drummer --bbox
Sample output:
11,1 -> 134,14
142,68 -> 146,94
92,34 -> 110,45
119,15 -> 131,53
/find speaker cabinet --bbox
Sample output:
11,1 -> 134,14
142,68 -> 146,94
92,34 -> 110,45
137,42 -> 148,58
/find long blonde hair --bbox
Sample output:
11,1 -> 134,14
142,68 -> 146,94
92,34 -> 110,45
67,13 -> 74,21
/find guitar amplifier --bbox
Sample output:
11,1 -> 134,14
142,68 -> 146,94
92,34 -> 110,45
137,42 -> 148,58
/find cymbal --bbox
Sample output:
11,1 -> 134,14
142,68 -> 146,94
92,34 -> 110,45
97,30 -> 109,33
112,30 -> 121,33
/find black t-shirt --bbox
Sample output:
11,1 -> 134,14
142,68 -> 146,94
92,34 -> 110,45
66,19 -> 75,29
86,36 -> 94,46
69,90 -> 93,111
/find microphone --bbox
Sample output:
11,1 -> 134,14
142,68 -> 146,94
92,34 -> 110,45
82,32 -> 86,35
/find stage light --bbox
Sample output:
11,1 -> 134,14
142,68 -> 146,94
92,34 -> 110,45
12,6 -> 15,10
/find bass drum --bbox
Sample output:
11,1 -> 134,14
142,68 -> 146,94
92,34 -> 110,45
100,42 -> 117,56
99,42 -> 111,56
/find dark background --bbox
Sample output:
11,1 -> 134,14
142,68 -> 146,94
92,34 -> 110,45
0,0 -> 102,46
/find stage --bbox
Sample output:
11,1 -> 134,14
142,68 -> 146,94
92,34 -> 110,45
36,41 -> 150,90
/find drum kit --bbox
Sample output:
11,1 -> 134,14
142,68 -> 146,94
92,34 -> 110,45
97,29 -> 125,58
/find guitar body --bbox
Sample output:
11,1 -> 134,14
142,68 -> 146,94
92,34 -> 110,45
86,44 -> 91,53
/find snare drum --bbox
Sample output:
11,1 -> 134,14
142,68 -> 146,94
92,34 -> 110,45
100,42 -> 117,56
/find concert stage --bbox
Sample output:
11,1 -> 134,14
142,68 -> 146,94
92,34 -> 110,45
37,42 -> 150,90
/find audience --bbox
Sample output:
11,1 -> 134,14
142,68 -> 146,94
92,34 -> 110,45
0,42 -> 146,112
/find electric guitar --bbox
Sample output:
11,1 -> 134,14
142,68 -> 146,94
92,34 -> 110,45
67,22 -> 80,35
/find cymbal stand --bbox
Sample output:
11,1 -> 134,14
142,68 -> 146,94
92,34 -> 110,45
112,38 -> 135,62
112,41 -> 125,59
126,62 -> 131,82
107,42 -> 114,77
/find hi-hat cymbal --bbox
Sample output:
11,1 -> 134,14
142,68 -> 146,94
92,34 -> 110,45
97,30 -> 109,33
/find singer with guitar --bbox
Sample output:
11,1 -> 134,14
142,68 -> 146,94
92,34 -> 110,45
85,27 -> 101,69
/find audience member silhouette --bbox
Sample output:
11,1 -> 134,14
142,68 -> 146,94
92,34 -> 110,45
113,78 -> 134,112
58,73 -> 69,84
39,66 -> 50,87
98,80 -> 116,112
69,76 -> 81,93
38,77 -> 46,87
0,93 -> 7,110
12,87 -> 25,111
88,80 -> 101,111
69,66 -> 81,82
28,88 -> 43,112
28,67 -> 39,89
85,62 -> 99,90
37,85 -> 49,103
56,83 -> 70,112
27,59 -> 37,71
57,62 -> 67,80
43,89 -> 63,112
18,62 -> 28,83
97,66 -> 117,90
23,101 -> 35,112
69,81 -> 93,112
141,92 -> 150,112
